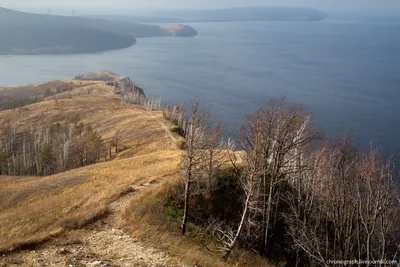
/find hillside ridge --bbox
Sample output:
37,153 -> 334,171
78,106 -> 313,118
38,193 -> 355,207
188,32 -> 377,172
0,73 -> 184,266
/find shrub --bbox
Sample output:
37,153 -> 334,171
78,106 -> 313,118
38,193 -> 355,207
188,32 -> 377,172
166,204 -> 184,222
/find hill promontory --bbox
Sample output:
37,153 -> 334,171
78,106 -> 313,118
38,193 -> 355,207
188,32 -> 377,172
0,7 -> 197,55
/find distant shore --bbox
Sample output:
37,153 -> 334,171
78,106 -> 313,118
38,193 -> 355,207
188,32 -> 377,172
0,7 -> 197,56
0,43 -> 136,56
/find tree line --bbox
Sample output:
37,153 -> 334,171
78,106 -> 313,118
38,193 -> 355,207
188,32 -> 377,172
106,77 -> 400,265
112,77 -> 161,111
167,98 -> 399,266
1,82 -> 75,111
0,119 -> 107,176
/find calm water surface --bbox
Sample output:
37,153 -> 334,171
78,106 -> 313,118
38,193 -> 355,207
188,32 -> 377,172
1,16 -> 400,151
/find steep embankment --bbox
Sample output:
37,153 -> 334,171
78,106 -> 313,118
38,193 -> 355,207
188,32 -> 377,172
0,74 -> 183,266
0,7 -> 197,54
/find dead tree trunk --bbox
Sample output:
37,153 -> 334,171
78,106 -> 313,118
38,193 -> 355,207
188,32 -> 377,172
223,172 -> 254,260
182,165 -> 192,235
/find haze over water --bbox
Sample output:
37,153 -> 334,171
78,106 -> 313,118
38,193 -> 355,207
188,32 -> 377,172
1,14 -> 399,152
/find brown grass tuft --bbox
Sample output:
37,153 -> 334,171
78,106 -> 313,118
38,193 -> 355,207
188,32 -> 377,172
62,205 -> 109,229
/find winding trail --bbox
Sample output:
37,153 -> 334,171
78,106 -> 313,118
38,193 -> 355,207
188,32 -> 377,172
146,111 -> 179,150
0,111 -> 182,267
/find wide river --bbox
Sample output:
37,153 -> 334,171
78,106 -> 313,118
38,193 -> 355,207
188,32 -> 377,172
1,15 -> 400,152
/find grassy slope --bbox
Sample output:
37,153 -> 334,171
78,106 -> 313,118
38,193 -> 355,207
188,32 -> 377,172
0,80 -> 93,110
0,80 -> 181,252
0,77 -> 273,266
0,72 -> 120,110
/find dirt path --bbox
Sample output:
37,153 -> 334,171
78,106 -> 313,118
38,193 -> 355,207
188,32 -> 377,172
146,111 -> 178,150
1,182 -> 182,267
0,115 -> 182,267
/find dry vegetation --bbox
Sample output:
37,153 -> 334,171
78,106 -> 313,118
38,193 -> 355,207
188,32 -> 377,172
6,74 -> 395,266
123,177 -> 275,267
122,100 -> 278,267
0,76 -> 268,267
0,78 -> 182,252
0,80 -> 99,110
141,98 -> 399,266
0,72 -> 121,111
73,71 -> 120,82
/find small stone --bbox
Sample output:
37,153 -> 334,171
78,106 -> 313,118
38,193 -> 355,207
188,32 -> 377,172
9,259 -> 24,265
57,248 -> 70,255
88,260 -> 103,266
33,258 -> 43,263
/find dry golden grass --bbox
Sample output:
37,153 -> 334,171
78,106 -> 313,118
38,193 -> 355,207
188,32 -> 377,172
0,80 -> 182,252
77,71 -> 120,81
0,78 -> 274,266
0,80 -> 100,110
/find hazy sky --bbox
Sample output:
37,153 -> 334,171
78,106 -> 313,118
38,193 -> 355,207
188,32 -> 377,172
1,0 -> 400,12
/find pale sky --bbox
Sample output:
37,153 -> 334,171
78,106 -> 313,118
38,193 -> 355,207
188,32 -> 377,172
1,0 -> 400,12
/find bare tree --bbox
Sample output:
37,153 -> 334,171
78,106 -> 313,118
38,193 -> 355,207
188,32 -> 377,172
355,149 -> 399,264
180,99 -> 230,235
111,130 -> 122,154
181,99 -> 211,234
0,120 -> 106,176
163,104 -> 185,130
222,148 -> 260,260
222,98 -> 319,259
284,139 -> 400,266
284,140 -> 357,266
199,123 -> 231,193
144,97 -> 162,111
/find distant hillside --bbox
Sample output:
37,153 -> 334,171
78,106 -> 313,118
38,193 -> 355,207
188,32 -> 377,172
0,7 -> 197,54
90,7 -> 327,23
0,24 -> 136,55
158,7 -> 328,22
0,72 -> 123,110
